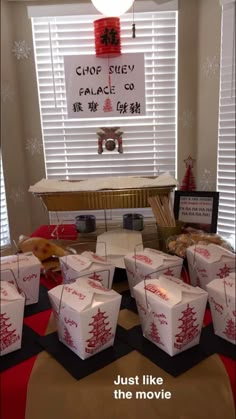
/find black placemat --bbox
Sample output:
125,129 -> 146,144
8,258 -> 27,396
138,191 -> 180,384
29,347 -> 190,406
201,323 -> 236,360
0,325 -> 43,373
24,285 -> 51,317
114,267 -> 128,283
120,294 -> 129,310
126,326 -> 212,377
38,325 -> 133,380
121,290 -> 138,314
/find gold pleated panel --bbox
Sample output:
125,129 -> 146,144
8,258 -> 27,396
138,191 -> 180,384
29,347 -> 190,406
36,186 -> 174,211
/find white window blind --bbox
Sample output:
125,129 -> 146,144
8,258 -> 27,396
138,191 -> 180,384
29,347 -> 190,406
31,11 -> 177,179
31,9 -> 177,223
217,1 -> 235,243
0,155 -> 10,247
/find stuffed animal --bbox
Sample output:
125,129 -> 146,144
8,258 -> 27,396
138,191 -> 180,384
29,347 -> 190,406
18,235 -> 70,261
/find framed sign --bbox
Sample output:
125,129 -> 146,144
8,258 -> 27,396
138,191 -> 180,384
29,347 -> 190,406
174,191 -> 219,233
64,53 -> 146,118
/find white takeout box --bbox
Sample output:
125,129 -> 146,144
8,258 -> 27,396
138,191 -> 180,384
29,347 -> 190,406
186,244 -> 235,291
0,254 -> 41,305
60,251 -> 115,289
133,275 -> 208,356
48,278 -> 122,359
0,282 -> 25,356
96,228 -> 143,269
124,248 -> 183,297
206,272 -> 236,344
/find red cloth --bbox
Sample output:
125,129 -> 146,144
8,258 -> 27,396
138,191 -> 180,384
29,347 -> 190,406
0,356 -> 37,419
1,304 -> 51,419
30,224 -> 78,241
23,309 -> 52,336
40,273 -> 63,289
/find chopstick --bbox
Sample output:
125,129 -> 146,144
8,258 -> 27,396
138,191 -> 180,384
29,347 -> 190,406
148,194 -> 176,227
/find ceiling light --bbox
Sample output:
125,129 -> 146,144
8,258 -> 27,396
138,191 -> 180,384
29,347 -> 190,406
91,0 -> 135,17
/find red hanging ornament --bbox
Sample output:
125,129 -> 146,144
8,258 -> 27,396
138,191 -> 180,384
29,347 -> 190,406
97,127 -> 123,154
94,17 -> 121,58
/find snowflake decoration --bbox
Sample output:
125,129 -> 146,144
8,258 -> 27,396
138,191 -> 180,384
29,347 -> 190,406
9,186 -> 26,204
202,56 -> 219,78
12,40 -> 31,60
217,264 -> 231,279
179,110 -> 194,129
26,137 -> 43,156
199,169 -> 215,191
1,82 -> 15,103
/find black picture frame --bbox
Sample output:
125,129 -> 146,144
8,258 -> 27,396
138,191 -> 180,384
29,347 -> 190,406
173,191 -> 219,233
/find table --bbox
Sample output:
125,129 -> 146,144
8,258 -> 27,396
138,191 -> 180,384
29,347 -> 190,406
1,272 -> 235,419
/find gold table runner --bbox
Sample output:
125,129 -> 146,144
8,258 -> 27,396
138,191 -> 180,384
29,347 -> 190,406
25,309 -> 235,419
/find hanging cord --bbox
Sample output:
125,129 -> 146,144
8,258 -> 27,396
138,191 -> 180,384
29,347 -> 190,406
192,244 -> 199,286
223,278 -> 229,308
58,284 -> 66,316
60,253 -> 81,285
132,3 -> 136,38
134,243 -> 150,312
107,55 -> 111,88
96,241 -> 107,260
1,269 -> 21,295
48,20 -> 57,107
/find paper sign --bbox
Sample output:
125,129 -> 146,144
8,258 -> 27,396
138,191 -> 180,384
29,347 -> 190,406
178,196 -> 214,224
64,53 -> 146,118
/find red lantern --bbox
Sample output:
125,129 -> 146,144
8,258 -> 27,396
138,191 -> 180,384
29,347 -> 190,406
94,17 -> 121,58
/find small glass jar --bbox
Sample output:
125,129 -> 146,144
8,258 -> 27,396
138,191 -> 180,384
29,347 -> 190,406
75,215 -> 96,233
123,213 -> 144,231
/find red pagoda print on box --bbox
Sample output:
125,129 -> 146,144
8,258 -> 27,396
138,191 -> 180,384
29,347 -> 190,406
223,318 -> 236,342
174,304 -> 200,350
216,264 -> 231,279
163,268 -> 174,276
85,308 -> 113,354
87,280 -> 109,292
194,247 -> 211,259
0,313 -> 20,352
133,254 -> 153,265
148,321 -> 163,346
89,272 -> 102,282
63,326 -> 76,350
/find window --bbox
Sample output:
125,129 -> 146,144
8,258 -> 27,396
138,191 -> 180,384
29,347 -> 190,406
217,0 -> 235,245
0,155 -> 10,247
30,3 -> 178,222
